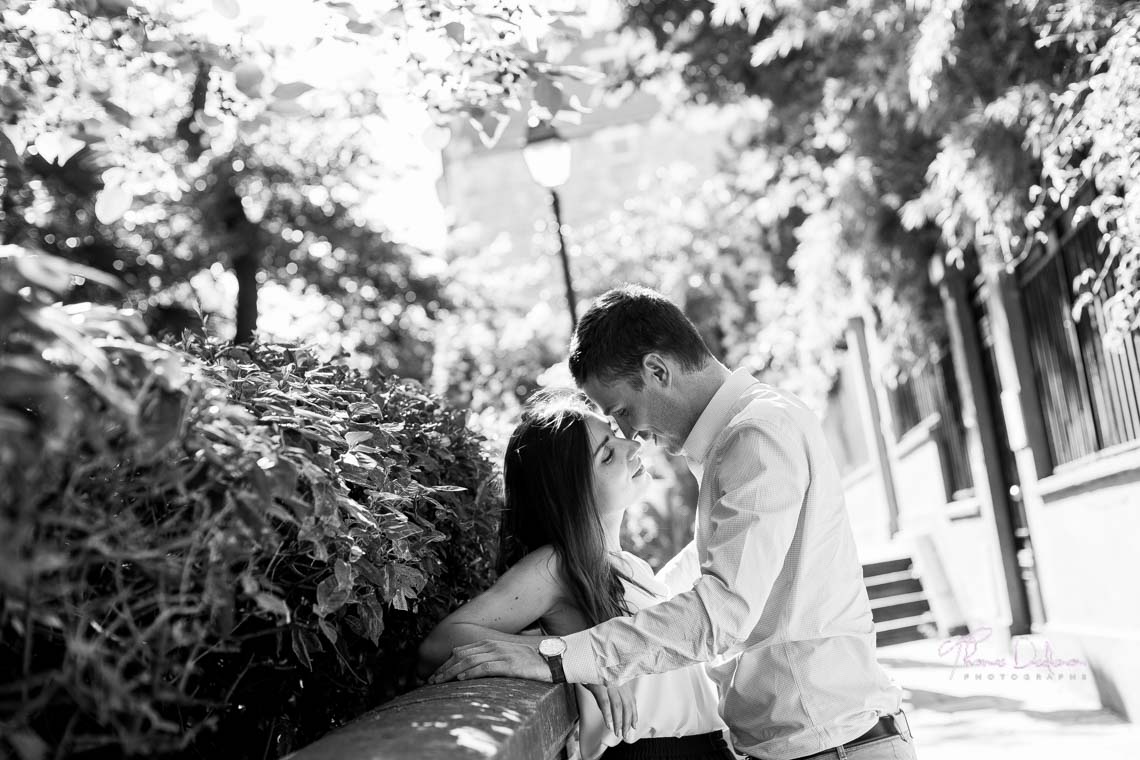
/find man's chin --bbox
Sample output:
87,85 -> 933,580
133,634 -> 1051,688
643,433 -> 682,456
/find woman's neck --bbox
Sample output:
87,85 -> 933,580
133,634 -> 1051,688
601,510 -> 624,554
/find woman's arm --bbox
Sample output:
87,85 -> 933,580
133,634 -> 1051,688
417,546 -> 564,676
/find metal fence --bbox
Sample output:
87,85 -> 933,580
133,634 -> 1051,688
887,349 -> 975,498
1018,219 -> 1140,467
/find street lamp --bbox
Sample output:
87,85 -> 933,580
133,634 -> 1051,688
523,120 -> 578,330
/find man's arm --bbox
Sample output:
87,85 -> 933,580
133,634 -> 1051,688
433,416 -> 809,686
561,419 -> 809,684
654,539 -> 698,597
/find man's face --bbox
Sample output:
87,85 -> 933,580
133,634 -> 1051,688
580,369 -> 691,456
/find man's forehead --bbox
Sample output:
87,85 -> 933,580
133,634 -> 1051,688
580,376 -> 635,412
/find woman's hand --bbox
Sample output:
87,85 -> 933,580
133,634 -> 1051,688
583,682 -> 638,741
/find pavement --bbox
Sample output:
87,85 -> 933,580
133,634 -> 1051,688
879,634 -> 1139,760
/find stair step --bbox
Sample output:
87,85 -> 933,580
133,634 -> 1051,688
862,557 -> 913,578
874,611 -> 937,647
865,569 -> 917,587
871,598 -> 933,623
866,576 -> 923,600
874,611 -> 936,632
869,591 -> 928,610
876,624 -> 931,647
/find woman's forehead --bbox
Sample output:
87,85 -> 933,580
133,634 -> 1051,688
583,412 -> 614,443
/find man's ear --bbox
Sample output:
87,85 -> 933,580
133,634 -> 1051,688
642,353 -> 671,387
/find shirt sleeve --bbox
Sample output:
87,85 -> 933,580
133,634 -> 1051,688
562,416 -> 810,685
654,539 -> 699,597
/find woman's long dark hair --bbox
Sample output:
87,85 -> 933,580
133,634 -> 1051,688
497,389 -> 646,627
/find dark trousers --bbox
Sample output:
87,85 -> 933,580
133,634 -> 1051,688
599,731 -> 737,760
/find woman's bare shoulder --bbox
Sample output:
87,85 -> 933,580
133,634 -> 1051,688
503,545 -> 562,588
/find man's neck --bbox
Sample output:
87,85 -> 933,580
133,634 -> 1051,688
681,361 -> 732,432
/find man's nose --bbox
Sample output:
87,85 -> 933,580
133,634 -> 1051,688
615,418 -> 635,439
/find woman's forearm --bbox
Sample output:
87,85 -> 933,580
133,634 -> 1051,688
418,622 -> 544,675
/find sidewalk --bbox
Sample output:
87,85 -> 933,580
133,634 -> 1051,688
879,636 -> 1138,760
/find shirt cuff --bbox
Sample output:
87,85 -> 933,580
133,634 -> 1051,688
561,629 -> 601,684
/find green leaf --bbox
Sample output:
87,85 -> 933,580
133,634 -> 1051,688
333,558 -> 352,589
346,20 -> 375,34
95,183 -> 132,224
13,254 -> 72,294
267,99 -> 308,116
254,591 -> 291,622
316,576 -> 348,615
532,74 -> 564,117
95,0 -> 134,16
361,595 -> 385,643
291,627 -> 312,670
33,131 -> 84,166
318,617 -> 338,645
445,22 -> 465,43
0,84 -> 24,109
0,128 -> 22,169
99,99 -> 133,127
272,81 -> 314,99
234,62 -> 264,97
345,430 -> 372,447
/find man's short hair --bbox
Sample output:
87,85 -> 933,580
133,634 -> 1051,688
568,285 -> 713,388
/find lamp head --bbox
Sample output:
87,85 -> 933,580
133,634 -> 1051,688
523,120 -> 571,189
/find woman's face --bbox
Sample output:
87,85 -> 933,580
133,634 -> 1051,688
583,412 -> 649,514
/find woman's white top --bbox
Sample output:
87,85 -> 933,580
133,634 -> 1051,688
575,551 -> 727,760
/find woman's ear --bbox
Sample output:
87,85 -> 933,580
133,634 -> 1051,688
642,353 -> 671,387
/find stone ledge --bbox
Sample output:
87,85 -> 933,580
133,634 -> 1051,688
285,678 -> 578,760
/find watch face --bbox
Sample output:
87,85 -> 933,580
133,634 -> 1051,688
539,637 -> 566,657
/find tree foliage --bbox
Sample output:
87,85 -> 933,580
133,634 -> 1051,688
1,0 -> 589,359
1,244 -> 501,758
612,0 -> 1140,382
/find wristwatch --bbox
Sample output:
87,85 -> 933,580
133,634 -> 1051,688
538,637 -> 567,684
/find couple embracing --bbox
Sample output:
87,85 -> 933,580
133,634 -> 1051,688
419,286 -> 916,760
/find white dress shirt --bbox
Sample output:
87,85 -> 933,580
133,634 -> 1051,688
576,551 -> 726,760
562,369 -> 901,759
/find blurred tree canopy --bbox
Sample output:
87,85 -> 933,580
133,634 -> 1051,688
602,0 -> 1140,384
1,0 -> 589,371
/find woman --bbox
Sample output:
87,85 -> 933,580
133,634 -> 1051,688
419,389 -> 732,760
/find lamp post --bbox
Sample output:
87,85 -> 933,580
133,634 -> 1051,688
523,120 -> 578,330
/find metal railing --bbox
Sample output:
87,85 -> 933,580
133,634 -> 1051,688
1018,218 -> 1140,467
886,349 -> 974,498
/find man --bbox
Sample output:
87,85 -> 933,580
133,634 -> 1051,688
432,286 -> 914,760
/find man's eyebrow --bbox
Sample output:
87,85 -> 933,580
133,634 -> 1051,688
593,434 -> 610,458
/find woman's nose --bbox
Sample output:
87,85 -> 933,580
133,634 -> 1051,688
625,438 -> 642,458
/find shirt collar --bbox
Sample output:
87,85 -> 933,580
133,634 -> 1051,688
682,368 -> 759,464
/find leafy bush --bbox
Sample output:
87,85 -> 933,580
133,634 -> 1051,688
0,245 -> 501,759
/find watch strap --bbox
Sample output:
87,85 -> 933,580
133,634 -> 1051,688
543,653 -> 567,684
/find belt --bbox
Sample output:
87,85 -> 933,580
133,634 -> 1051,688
787,715 -> 902,760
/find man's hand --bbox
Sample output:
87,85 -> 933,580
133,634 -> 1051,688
583,682 -> 638,740
429,640 -> 550,684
